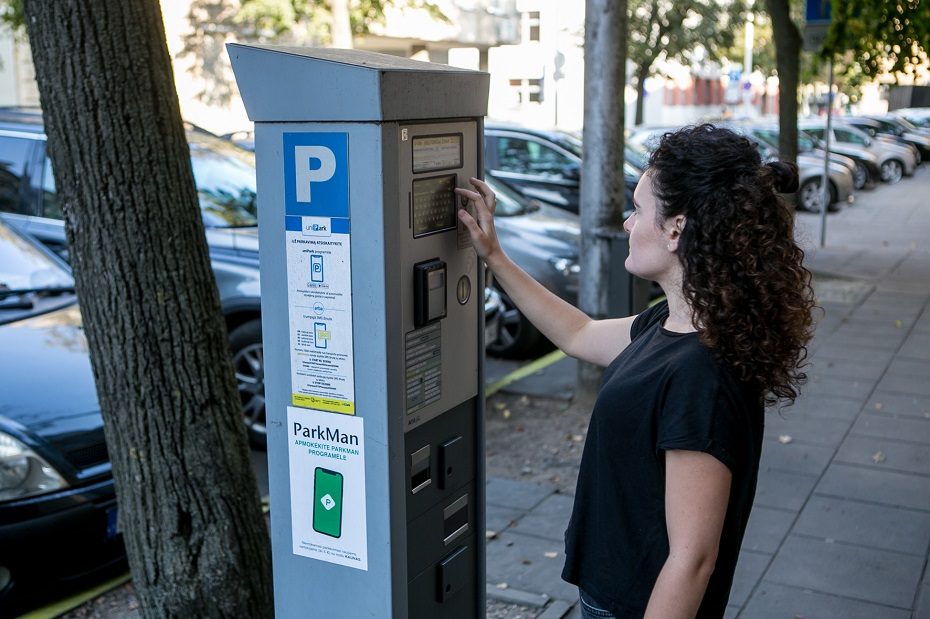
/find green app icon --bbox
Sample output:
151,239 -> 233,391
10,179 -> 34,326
313,467 -> 344,538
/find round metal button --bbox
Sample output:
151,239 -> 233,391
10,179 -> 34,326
456,275 -> 471,305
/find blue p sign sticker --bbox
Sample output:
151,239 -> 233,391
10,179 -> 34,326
284,132 -> 349,219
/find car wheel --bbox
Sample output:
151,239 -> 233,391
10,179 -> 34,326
798,178 -> 826,213
230,319 -> 266,448
852,161 -> 868,190
486,289 -> 550,359
880,159 -> 903,184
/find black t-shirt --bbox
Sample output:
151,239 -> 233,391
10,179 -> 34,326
561,300 -> 764,618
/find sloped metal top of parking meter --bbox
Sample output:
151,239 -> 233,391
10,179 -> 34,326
227,43 -> 490,123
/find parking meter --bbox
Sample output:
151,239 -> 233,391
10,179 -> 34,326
228,44 -> 489,618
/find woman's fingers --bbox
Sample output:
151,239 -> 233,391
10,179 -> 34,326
469,177 -> 497,214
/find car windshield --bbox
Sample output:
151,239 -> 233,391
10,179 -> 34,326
754,128 -> 814,153
485,177 -> 530,216
188,131 -> 258,228
892,116 -> 918,131
552,132 -> 583,158
0,222 -> 73,294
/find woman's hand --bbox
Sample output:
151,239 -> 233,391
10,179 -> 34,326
455,177 -> 502,263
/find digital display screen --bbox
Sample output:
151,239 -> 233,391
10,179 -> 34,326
412,134 -> 463,173
412,175 -> 457,238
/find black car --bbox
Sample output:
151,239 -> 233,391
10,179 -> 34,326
0,108 -> 268,446
484,122 -> 639,215
485,175 -> 579,358
0,108 -> 503,444
0,220 -> 124,615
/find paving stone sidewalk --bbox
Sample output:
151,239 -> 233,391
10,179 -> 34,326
485,165 -> 930,618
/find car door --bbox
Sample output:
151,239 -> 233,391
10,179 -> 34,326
485,130 -> 581,213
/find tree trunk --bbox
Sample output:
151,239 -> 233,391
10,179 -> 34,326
21,1 -> 273,617
578,0 -> 628,403
765,0 -> 801,166
635,63 -> 648,126
329,0 -> 354,48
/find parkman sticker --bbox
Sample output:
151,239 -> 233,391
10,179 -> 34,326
288,406 -> 368,570
283,133 -> 355,414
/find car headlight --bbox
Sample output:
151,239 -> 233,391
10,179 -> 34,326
549,257 -> 581,278
0,431 -> 68,502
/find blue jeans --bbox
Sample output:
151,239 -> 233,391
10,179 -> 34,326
579,589 -> 616,618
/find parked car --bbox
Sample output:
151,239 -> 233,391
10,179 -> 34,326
0,108 -> 269,446
842,115 -> 930,162
484,122 -> 639,216
629,124 -> 855,213
801,119 -> 917,185
733,124 -> 856,212
485,175 -> 579,358
890,107 -> 930,129
0,219 -> 126,615
0,108 -> 504,445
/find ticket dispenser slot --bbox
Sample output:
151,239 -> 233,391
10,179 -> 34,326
410,445 -> 431,494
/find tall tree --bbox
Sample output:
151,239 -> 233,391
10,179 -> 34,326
577,0 -> 628,401
20,0 -> 273,616
824,0 -> 930,81
628,0 -> 743,126
764,0 -> 801,165
181,0 -> 447,105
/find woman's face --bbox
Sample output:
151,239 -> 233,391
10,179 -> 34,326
622,171 -> 681,283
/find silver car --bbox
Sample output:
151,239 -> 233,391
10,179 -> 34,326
801,120 -> 916,184
630,125 -> 855,213
738,125 -> 855,212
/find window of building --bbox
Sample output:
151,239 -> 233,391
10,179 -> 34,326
525,11 -> 541,42
508,78 -> 543,104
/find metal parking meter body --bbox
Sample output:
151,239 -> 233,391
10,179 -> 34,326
228,45 -> 489,618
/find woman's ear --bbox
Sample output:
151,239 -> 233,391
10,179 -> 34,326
667,215 -> 686,243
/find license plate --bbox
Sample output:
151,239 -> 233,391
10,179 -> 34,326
105,506 -> 119,540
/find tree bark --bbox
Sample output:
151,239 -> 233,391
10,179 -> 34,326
765,0 -> 801,166
21,1 -> 273,617
578,0 -> 628,403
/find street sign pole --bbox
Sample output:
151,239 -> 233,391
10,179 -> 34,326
819,57 -> 833,248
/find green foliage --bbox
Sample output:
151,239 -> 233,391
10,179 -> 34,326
232,0 -> 447,40
724,12 -> 778,77
628,0 -> 746,80
179,0 -> 447,105
0,0 -> 24,31
824,0 -> 930,81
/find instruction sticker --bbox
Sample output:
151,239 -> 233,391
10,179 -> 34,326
283,132 -> 355,414
288,406 -> 368,570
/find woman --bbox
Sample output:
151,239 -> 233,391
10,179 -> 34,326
456,124 -> 814,619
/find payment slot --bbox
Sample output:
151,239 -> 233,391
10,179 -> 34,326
228,44 -> 488,618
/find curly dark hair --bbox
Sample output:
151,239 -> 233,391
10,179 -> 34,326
648,124 -> 816,406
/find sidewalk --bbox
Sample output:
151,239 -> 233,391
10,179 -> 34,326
485,165 -> 930,618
